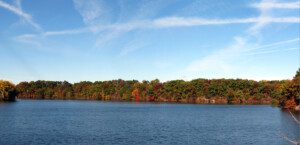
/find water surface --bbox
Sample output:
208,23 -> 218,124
0,100 -> 299,145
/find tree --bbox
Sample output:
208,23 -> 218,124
0,80 -> 17,101
293,68 -> 300,101
132,88 -> 140,102
281,68 -> 300,109
294,68 -> 300,79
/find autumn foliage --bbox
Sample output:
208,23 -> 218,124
0,80 -> 17,102
281,68 -> 300,109
283,99 -> 297,109
0,68 -> 296,107
131,88 -> 140,102
11,79 -> 289,104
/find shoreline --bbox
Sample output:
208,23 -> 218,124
15,98 -> 274,105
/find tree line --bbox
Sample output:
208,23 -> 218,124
13,69 -> 299,109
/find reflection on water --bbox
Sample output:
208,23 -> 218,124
0,100 -> 299,145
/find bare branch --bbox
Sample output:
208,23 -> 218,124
280,133 -> 300,145
289,110 -> 300,125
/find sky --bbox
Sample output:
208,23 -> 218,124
0,0 -> 299,84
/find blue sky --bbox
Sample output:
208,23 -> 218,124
0,0 -> 299,83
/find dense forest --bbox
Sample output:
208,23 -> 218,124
11,69 -> 299,109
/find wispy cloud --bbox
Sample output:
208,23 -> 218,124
74,0 -> 293,51
248,0 -> 299,34
185,36 -> 299,72
119,39 -> 147,56
185,35 -> 299,70
72,0 -> 298,33
153,16 -> 299,27
20,15 -> 299,39
243,38 -> 300,52
240,37 -> 300,56
14,34 -> 41,47
186,37 -> 247,72
185,0 -> 300,74
252,1 -> 300,9
13,0 -> 300,58
16,0 -> 300,36
244,47 -> 299,56
94,30 -> 126,49
0,0 -> 41,30
43,27 -> 90,36
14,0 -> 22,9
73,0 -> 109,26
0,1 -> 30,20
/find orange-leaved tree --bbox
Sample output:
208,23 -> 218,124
282,68 -> 300,109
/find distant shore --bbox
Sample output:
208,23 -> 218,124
16,97 -> 274,105
2,68 -> 299,109
15,98 -> 274,105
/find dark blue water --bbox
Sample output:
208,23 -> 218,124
0,100 -> 299,145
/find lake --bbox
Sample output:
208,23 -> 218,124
0,100 -> 299,145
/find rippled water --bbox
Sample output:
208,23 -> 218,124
0,100 -> 299,145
